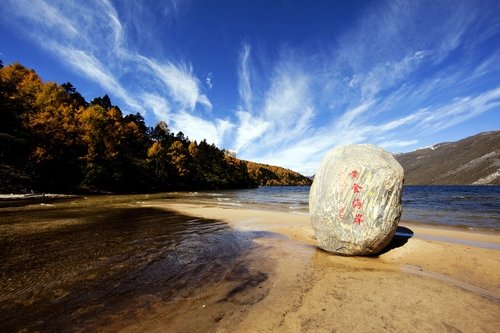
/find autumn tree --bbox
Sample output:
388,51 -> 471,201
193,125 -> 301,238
79,103 -> 151,191
0,63 -> 42,135
90,94 -> 112,109
25,81 -> 85,190
0,63 -> 37,190
146,121 -> 174,189
168,139 -> 191,187
148,141 -> 165,178
0,61 -> 291,193
62,82 -> 87,108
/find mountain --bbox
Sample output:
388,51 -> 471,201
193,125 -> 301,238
394,131 -> 500,185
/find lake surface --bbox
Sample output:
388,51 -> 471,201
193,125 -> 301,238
0,195 -> 270,331
181,185 -> 500,231
0,187 -> 498,330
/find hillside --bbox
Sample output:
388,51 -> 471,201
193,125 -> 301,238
244,160 -> 312,186
0,61 -> 310,193
394,131 -> 500,185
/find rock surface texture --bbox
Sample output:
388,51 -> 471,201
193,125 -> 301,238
309,144 -> 404,255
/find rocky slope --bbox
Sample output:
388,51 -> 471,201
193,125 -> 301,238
394,131 -> 500,185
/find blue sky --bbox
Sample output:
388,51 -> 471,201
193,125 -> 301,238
1,0 -> 499,175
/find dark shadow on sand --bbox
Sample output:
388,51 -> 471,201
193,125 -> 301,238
377,226 -> 414,255
315,226 -> 414,257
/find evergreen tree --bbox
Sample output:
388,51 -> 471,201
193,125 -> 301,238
90,94 -> 112,109
0,61 -> 308,193
62,82 -> 87,108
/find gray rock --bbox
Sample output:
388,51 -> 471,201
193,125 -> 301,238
309,144 -> 404,255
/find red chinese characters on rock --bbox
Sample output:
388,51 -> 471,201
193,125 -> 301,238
350,170 -> 364,224
352,198 -> 362,209
352,183 -> 363,193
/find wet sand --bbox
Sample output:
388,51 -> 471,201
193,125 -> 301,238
140,201 -> 500,333
1,195 -> 499,332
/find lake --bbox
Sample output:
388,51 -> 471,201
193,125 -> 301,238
180,185 -> 500,231
0,195 -> 262,331
1,186 -> 498,330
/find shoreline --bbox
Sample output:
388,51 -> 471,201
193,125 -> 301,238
1,194 -> 499,331
155,199 -> 500,248
4,189 -> 498,233
124,199 -> 500,332
153,193 -> 500,234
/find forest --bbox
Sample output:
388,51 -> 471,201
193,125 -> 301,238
0,61 -> 311,193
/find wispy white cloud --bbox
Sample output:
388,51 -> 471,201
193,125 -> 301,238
50,44 -> 144,112
139,56 -> 212,112
3,0 -> 139,107
206,72 -> 213,89
264,68 -> 312,130
141,93 -> 170,120
3,0 -> 219,142
232,51 -> 315,159
348,50 -> 432,100
414,87 -> 500,133
9,0 -> 79,39
170,111 -> 233,146
332,100 -> 375,132
3,0 -> 499,176
100,0 -> 126,55
238,44 -> 253,112
233,111 -> 269,153
230,1 -> 499,175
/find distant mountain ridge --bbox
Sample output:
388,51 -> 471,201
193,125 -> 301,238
394,131 -> 500,185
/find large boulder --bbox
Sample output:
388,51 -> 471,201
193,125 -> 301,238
309,144 -> 404,255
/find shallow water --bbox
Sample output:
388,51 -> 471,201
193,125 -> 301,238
179,185 -> 500,231
1,191 -> 498,331
0,195 -> 269,331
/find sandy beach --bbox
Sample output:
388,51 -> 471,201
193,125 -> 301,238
1,195 -> 499,332
126,200 -> 500,333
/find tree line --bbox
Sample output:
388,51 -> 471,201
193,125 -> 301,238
0,61 -> 311,193
246,161 -> 312,186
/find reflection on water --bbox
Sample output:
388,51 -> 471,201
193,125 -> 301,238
0,195 -> 258,332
